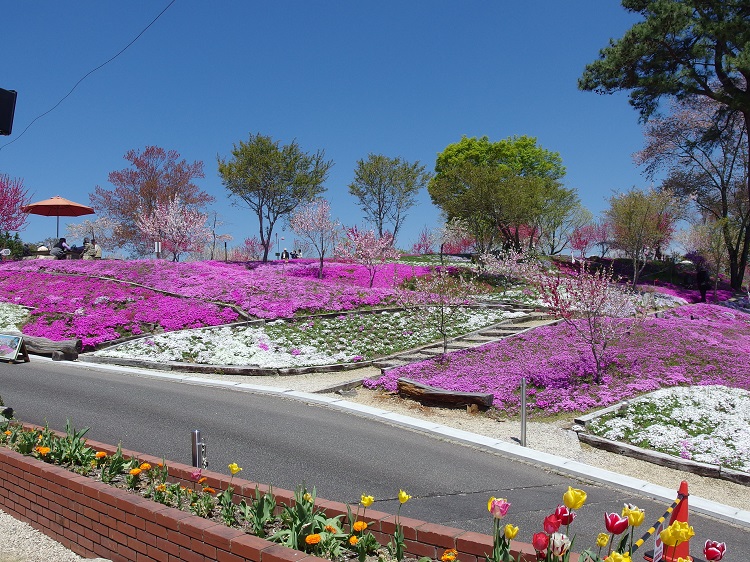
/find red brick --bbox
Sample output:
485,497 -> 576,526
417,522 -> 465,549
260,544 -> 316,562
155,505 -> 193,531
136,527 -> 159,548
179,545 -> 207,562
456,531 -> 494,556
117,518 -> 139,538
203,524 -> 246,551
230,533 -> 272,560
126,511 -> 148,530
136,553 -> 158,562
147,544 -> 170,562
168,527 -> 193,549
127,534 -> 150,555
157,535 -> 181,556
404,538 -> 437,558
135,499 -> 171,522
179,515 -> 221,540
191,536 -> 217,559
116,543 -> 138,561
217,549 -> 245,562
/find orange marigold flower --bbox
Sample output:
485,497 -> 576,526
349,536 -> 359,546
95,451 -> 107,459
3,430 -> 11,436
34,446 -> 51,456
203,487 -> 216,494
155,484 -> 167,492
324,525 -> 338,533
129,468 -> 142,476
198,477 -> 208,484
305,534 -> 321,545
139,462 -> 152,471
353,521 -> 368,532
442,549 -> 458,562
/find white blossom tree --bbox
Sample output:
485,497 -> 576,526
136,197 -> 211,262
289,199 -> 339,278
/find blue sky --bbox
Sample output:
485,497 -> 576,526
2,1 -> 646,253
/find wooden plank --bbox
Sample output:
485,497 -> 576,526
397,377 -> 494,409
4,332 -> 81,360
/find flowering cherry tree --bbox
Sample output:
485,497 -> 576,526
336,227 -> 400,287
410,226 -> 434,255
289,199 -> 339,278
229,236 -> 265,261
136,197 -> 211,262
0,173 -> 31,232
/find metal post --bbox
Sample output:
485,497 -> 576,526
224,241 -> 228,262
191,429 -> 207,469
520,377 -> 527,447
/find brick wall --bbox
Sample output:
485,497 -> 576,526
0,436 -> 546,562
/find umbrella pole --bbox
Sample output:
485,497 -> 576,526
56,216 -> 60,239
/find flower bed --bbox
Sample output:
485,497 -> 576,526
0,428 -> 540,562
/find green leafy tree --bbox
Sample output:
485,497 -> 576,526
606,187 -> 680,285
218,133 -> 333,262
348,154 -> 430,242
429,136 -> 569,253
579,0 -> 750,288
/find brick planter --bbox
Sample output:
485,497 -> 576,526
0,436 -> 546,562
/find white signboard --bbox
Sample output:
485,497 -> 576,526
653,522 -> 664,562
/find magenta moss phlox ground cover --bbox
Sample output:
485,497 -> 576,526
365,303 -> 750,416
0,270 -> 238,347
2,260 -> 429,319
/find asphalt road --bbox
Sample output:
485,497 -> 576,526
1,359 -> 747,560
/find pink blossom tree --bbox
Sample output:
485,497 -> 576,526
570,224 -> 598,260
229,236 -> 265,261
136,197 -> 211,262
411,226 -> 434,255
0,174 -> 31,232
289,199 -> 339,278
336,227 -> 400,287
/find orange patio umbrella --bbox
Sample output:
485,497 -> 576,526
21,195 -> 95,238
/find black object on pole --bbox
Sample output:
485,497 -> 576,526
0,88 -> 17,136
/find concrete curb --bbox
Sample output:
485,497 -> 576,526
58,357 -> 750,529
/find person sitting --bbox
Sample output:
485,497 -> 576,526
82,238 -> 96,260
50,238 -> 71,259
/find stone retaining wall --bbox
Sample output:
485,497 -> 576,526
0,436 -> 545,562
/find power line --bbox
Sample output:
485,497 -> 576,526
0,0 -> 177,153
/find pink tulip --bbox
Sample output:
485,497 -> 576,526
489,497 -> 511,519
704,540 -> 726,561
604,512 -> 629,535
189,469 -> 202,482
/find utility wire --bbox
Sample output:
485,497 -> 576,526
0,0 -> 177,153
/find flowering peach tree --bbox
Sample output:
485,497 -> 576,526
0,173 -> 31,232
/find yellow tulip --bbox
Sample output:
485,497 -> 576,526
659,526 -> 678,547
622,504 -> 645,527
228,463 -> 243,475
398,489 -> 411,504
361,494 -> 374,507
604,553 -> 631,562
671,521 -> 695,543
303,492 -> 313,502
504,524 -> 519,540
596,533 -> 609,547
562,486 -> 587,510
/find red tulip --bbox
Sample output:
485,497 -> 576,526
543,513 -> 562,534
704,540 -> 726,561
532,532 -> 549,552
604,512 -> 629,535
554,505 -> 576,526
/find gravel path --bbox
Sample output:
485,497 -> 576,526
2,365 -> 747,561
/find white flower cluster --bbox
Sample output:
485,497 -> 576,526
0,303 -> 29,332
590,385 -> 750,472
96,307 -> 526,368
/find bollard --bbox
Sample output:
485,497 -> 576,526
520,377 -> 527,447
191,429 -> 207,469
